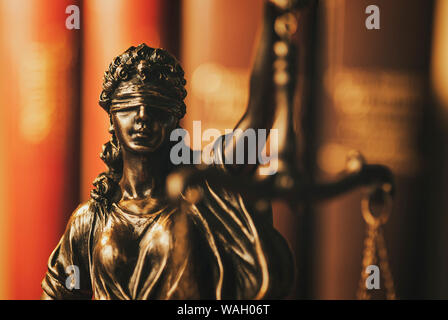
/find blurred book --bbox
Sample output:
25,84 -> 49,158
308,0 -> 445,299
181,0 -> 262,136
0,0 -> 82,299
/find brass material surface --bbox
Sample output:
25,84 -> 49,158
42,2 -> 297,299
42,0 -> 395,300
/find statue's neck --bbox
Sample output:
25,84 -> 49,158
119,148 -> 167,201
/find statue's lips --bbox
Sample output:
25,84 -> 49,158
131,127 -> 151,136
131,130 -> 160,145
133,131 -> 150,138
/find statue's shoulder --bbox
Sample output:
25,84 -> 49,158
71,199 -> 99,219
72,200 -> 94,216
65,200 -> 98,236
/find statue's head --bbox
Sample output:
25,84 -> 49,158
100,43 -> 187,154
91,44 -> 187,205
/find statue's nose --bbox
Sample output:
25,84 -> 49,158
136,105 -> 149,122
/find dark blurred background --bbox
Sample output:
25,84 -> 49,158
0,0 -> 446,299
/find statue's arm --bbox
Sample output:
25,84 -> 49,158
222,1 -> 281,174
41,201 -> 94,300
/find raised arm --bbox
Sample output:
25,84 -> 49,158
220,1 -> 292,175
236,2 -> 279,133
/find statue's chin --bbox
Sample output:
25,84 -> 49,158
126,139 -> 164,154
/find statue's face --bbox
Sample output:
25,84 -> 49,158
111,105 -> 177,154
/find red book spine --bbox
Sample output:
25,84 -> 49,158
0,0 -> 82,299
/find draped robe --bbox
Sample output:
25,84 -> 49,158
42,137 -> 294,299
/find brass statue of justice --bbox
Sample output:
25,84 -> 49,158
42,0 -> 395,300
